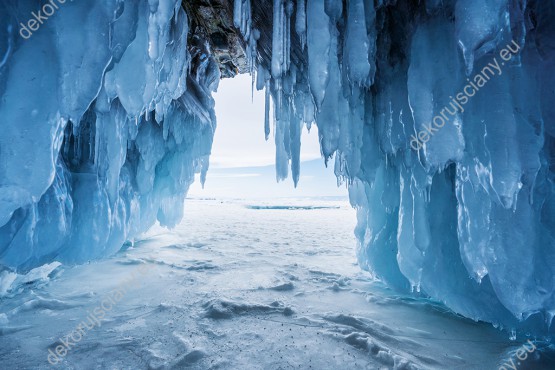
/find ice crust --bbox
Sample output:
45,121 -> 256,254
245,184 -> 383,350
0,0 -> 554,336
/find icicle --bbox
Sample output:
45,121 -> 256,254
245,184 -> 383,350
244,0 -> 252,39
274,103 -> 289,182
290,117 -> 301,187
249,29 -> 260,100
274,78 -> 283,121
234,0 -> 252,40
295,0 -> 307,50
271,0 -> 285,78
233,0 -> 243,30
344,0 -> 371,86
306,0 -> 331,108
285,1 -> 293,72
256,64 -> 267,91
264,80 -> 271,140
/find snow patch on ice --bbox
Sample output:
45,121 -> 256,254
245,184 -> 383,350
203,298 -> 294,319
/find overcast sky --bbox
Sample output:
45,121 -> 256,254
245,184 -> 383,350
189,74 -> 346,199
209,74 -> 322,168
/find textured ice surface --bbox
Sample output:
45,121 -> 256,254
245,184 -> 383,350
0,0 -> 554,337
1,200 -> 539,369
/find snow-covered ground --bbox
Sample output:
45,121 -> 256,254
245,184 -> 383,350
0,199 -> 550,369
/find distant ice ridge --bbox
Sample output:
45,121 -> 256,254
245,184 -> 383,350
235,0 -> 555,336
0,1 -> 218,269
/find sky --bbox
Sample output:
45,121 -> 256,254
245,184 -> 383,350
208,74 -> 322,169
188,74 -> 347,199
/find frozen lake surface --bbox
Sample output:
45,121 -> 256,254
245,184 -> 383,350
0,199 -> 546,369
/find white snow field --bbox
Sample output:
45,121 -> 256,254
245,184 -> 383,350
0,199 -> 546,370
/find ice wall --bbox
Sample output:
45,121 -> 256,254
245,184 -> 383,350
0,0 -> 219,270
237,0 -> 555,336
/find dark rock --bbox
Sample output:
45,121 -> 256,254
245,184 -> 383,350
183,0 -> 249,78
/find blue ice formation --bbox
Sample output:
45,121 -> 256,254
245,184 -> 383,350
1,0 -> 555,336
0,0 -> 218,269
238,0 -> 555,336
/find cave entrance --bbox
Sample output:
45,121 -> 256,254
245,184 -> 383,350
188,74 -> 346,200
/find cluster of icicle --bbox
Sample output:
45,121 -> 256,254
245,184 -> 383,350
0,0 -> 219,270
235,0 -> 555,336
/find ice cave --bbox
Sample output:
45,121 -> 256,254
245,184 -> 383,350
0,0 -> 555,369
